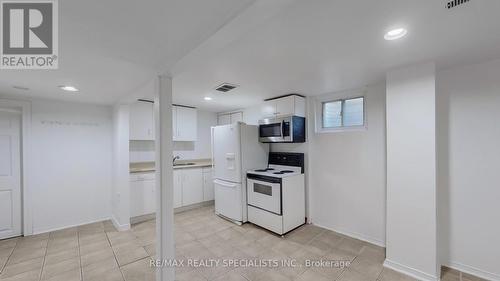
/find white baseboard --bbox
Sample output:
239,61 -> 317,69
446,261 -> 500,281
32,216 -> 111,235
312,222 -> 386,247
384,259 -> 440,281
111,215 -> 130,231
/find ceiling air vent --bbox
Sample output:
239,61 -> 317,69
215,83 -> 238,93
446,0 -> 470,9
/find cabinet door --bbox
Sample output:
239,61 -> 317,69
217,114 -> 231,125
203,168 -> 214,201
176,107 -> 197,141
261,101 -> 276,118
230,112 -> 243,124
275,96 -> 295,117
172,106 -> 178,141
173,170 -> 182,208
143,179 -> 156,215
181,168 -> 203,206
129,180 -> 143,217
130,101 -> 154,140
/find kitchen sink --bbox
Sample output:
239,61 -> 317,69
173,162 -> 196,166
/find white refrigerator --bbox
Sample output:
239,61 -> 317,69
211,122 -> 268,224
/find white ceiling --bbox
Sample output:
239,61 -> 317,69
172,0 -> 500,112
2,0 -> 500,112
0,0 -> 254,104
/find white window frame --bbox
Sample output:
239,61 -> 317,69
314,89 -> 367,133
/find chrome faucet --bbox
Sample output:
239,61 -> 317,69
172,156 -> 180,165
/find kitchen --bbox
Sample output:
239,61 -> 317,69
127,94 -> 308,236
1,1 -> 500,281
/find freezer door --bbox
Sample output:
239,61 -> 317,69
212,124 -> 241,183
214,179 -> 243,222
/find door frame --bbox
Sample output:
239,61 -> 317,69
0,98 -> 33,236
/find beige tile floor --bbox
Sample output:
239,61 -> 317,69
0,205 -> 485,281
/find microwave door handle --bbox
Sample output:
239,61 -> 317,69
281,120 -> 285,138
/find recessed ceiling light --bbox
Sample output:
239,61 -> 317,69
204,97 -> 213,101
384,28 -> 408,41
59,85 -> 79,92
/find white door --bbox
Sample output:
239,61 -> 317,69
181,168 -> 203,206
0,112 -> 21,239
214,179 -> 242,221
212,124 -> 241,183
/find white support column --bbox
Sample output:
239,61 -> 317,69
111,104 -> 131,231
385,62 -> 439,281
155,75 -> 175,281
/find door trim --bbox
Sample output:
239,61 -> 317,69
0,98 -> 33,236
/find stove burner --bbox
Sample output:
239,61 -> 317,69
280,170 -> 294,173
255,168 -> 275,172
273,172 -> 284,175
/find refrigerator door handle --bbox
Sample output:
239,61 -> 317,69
214,179 -> 237,188
211,126 -> 215,170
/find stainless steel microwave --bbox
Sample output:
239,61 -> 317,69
258,115 -> 306,143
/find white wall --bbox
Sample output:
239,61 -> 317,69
385,62 -> 438,281
112,104 -> 131,230
308,83 -> 387,246
130,110 -> 217,163
129,140 -> 155,163
437,59 -> 500,280
30,100 -> 113,234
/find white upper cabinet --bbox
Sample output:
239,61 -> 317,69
217,113 -> 231,126
217,111 -> 243,125
130,101 -> 155,140
261,102 -> 276,118
173,105 -> 197,141
261,95 -> 306,118
230,112 -> 243,123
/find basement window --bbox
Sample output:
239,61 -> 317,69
320,97 -> 365,131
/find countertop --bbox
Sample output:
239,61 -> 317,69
130,159 -> 212,173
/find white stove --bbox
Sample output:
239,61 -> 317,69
246,152 -> 305,235
247,164 -> 302,178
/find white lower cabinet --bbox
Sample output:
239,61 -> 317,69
131,167 -> 210,215
173,167 -> 207,208
181,168 -> 203,206
203,167 -> 214,201
173,170 -> 183,208
130,172 -> 156,217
